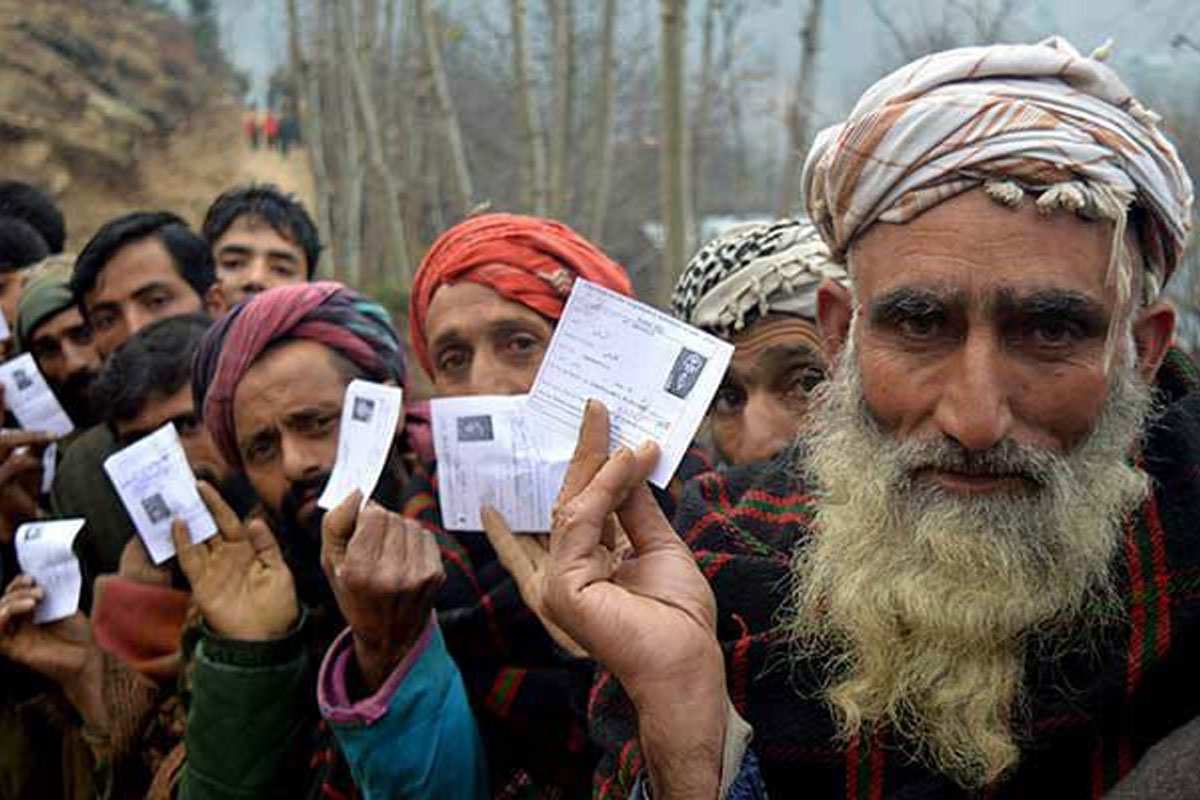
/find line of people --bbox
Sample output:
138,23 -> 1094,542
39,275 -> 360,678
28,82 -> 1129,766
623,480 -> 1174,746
0,35 -> 1198,800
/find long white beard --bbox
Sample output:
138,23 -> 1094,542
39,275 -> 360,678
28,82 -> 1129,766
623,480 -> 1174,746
789,337 -> 1153,787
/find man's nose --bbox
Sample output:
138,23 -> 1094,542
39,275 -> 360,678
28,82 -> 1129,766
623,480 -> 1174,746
932,331 -> 1014,452
735,391 -> 801,465
280,434 -> 328,482
468,352 -> 526,396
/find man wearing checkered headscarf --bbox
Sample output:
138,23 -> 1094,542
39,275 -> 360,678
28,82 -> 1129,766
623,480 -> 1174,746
671,219 -> 847,465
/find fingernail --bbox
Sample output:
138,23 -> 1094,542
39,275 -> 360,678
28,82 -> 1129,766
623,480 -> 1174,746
635,441 -> 655,457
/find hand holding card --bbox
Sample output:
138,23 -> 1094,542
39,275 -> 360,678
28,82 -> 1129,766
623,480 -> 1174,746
526,280 -> 733,487
317,379 -> 404,511
0,354 -> 74,438
14,519 -> 85,624
103,423 -> 218,564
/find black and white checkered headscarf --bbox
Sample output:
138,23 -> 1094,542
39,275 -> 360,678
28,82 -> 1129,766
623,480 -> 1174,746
670,218 -> 847,337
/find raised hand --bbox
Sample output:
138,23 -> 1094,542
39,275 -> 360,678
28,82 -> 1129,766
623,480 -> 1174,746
480,507 -> 589,657
0,574 -> 91,681
542,401 -> 727,797
322,494 -> 445,692
0,428 -> 53,545
172,482 -> 298,641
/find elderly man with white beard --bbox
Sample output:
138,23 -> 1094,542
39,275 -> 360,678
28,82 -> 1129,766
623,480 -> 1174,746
536,38 -> 1200,799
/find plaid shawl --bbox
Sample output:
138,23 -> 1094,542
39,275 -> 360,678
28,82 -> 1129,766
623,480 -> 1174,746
401,447 -> 714,799
590,348 -> 1200,799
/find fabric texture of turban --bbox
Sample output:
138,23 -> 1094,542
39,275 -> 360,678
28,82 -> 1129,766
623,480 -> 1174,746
802,36 -> 1194,285
193,281 -> 406,469
670,218 -> 848,337
408,213 -> 633,375
15,256 -> 76,349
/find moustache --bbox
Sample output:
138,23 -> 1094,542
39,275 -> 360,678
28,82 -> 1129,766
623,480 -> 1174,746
280,471 -> 332,528
892,435 -> 1060,489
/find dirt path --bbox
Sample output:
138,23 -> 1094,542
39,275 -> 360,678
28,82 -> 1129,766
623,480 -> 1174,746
62,98 -> 317,248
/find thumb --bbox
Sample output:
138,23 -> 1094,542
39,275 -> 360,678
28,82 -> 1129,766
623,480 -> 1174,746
321,489 -> 361,568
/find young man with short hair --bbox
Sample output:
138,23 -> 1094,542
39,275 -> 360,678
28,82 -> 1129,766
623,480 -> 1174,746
201,184 -> 320,303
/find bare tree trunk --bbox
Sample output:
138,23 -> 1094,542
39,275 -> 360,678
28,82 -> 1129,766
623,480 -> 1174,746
336,0 -> 412,288
329,0 -> 365,286
775,0 -> 824,217
417,0 -> 474,215
546,0 -> 573,218
658,0 -> 690,306
510,0 -> 548,214
691,0 -> 718,240
718,2 -> 750,199
286,0 -> 335,278
584,0 -> 617,241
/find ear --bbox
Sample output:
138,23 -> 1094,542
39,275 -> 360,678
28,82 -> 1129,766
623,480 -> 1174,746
203,283 -> 228,318
816,278 -> 854,366
1131,299 -> 1175,382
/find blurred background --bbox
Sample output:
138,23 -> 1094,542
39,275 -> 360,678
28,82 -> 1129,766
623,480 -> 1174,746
2,0 -> 1198,355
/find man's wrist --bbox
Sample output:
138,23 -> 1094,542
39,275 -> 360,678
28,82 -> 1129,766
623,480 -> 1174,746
351,622 -> 425,693
630,649 -> 727,798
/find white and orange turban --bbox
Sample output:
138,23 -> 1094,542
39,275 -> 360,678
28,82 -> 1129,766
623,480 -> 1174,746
803,37 -> 1193,286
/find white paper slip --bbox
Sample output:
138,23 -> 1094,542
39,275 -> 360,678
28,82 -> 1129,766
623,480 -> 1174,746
0,311 -> 10,343
318,379 -> 404,510
40,442 -> 56,494
431,394 -> 572,532
526,279 -> 734,488
103,423 -> 217,565
14,519 -> 85,624
0,353 -> 74,438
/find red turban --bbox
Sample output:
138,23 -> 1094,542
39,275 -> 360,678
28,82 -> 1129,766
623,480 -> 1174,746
408,213 -> 633,375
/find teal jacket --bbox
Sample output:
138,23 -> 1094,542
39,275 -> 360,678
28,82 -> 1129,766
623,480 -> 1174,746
179,614 -> 487,799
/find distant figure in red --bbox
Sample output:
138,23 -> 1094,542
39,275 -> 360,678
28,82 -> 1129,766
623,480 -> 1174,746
244,103 -> 260,150
264,109 -> 280,151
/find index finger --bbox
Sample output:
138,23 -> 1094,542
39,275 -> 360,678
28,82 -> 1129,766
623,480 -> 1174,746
0,430 -> 56,458
481,506 -> 536,586
556,400 -> 612,508
197,481 -> 246,542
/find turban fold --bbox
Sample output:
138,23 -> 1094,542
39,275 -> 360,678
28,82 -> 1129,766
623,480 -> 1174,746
408,213 -> 632,375
193,281 -> 405,468
670,218 -> 847,337
803,37 -> 1193,282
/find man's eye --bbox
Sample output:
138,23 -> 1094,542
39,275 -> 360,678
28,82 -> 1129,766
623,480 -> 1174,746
69,327 -> 94,345
145,292 -> 173,310
1028,320 -> 1083,348
245,440 -> 277,464
507,334 -> 541,354
790,366 -> 826,395
437,348 -> 469,375
298,414 -> 336,435
31,342 -> 60,360
712,384 -> 745,413
220,258 -> 246,271
270,263 -> 297,279
91,312 -> 115,331
894,314 -> 946,341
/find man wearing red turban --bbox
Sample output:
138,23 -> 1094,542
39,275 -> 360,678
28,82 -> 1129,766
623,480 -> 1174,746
402,214 -> 649,796
408,213 -> 633,395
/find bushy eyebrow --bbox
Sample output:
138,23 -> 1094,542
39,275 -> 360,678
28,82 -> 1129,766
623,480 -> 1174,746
868,287 -> 963,324
993,289 -> 1108,326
